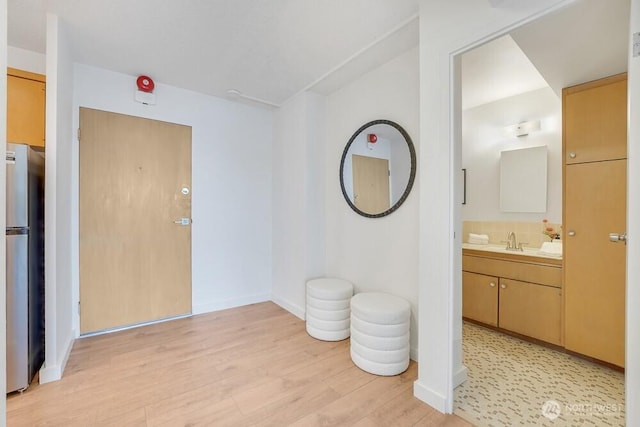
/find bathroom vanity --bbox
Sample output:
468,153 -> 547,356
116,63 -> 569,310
462,244 -> 563,346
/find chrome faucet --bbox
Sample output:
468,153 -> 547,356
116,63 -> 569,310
506,231 -> 520,251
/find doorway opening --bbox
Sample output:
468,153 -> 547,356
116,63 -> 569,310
454,2 -> 628,425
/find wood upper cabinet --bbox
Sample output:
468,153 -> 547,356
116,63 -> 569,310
498,279 -> 562,346
563,73 -> 626,164
462,271 -> 498,326
7,68 -> 46,148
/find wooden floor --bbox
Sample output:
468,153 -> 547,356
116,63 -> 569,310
7,302 -> 471,426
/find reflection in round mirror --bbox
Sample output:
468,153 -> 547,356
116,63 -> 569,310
340,120 -> 416,218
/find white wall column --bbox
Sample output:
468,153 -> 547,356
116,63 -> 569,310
40,13 -> 76,384
271,92 -> 327,318
625,0 -> 640,424
0,0 -> 8,421
415,0 -> 576,412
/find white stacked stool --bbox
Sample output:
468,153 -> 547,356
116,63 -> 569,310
305,278 -> 354,341
350,292 -> 411,376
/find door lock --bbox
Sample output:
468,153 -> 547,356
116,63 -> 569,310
173,218 -> 192,225
609,233 -> 627,244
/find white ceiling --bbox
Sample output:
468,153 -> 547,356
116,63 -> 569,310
462,0 -> 629,110
461,35 -> 549,110
510,0 -> 629,94
7,0 -> 631,109
8,0 -> 420,107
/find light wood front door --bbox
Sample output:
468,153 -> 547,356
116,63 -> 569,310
564,159 -> 626,366
79,108 -> 192,334
352,154 -> 390,214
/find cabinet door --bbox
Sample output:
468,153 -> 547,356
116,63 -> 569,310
498,279 -> 562,345
462,271 -> 498,326
563,74 -> 626,164
564,160 -> 626,367
7,74 -> 46,147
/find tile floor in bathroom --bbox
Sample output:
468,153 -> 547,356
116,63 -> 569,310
454,322 -> 625,427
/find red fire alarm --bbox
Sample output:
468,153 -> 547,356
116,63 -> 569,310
136,75 -> 155,93
367,134 -> 377,143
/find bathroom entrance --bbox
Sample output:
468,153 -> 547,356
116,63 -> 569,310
454,2 -> 628,425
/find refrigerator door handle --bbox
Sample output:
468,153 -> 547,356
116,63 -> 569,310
6,227 -> 29,236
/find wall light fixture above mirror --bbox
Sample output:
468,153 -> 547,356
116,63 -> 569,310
340,120 -> 416,218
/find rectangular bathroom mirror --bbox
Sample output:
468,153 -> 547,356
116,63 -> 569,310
500,145 -> 547,213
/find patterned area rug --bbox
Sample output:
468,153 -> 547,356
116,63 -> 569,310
454,322 -> 625,426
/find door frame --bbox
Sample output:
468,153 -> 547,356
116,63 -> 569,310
70,106 -> 195,338
415,1 -> 640,424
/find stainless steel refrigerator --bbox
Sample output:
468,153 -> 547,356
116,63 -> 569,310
6,143 -> 45,393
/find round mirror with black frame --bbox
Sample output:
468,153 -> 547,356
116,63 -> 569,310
340,119 -> 416,218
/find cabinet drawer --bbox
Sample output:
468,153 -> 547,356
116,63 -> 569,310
463,255 -> 562,288
462,272 -> 498,326
499,279 -> 562,346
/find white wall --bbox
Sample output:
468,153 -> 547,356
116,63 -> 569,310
390,133 -> 412,203
0,0 -> 8,419
271,91 -> 327,318
71,64 -> 274,329
416,0 -> 574,413
40,14 -> 75,384
7,46 -> 45,74
462,87 -> 562,223
324,47 -> 420,357
626,1 -> 640,424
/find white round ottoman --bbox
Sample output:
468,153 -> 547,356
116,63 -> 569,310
350,292 -> 411,376
306,278 -> 354,341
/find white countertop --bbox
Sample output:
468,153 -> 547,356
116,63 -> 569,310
462,243 -> 562,260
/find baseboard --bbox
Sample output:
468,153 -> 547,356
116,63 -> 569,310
270,294 -> 305,320
410,347 -> 419,361
453,364 -> 468,388
413,379 -> 448,413
192,293 -> 270,315
39,328 -> 76,384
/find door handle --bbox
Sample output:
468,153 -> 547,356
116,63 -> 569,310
609,233 -> 627,244
173,218 -> 192,225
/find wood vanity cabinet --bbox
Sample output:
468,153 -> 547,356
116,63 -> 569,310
563,73 -> 627,368
462,271 -> 498,326
7,67 -> 46,148
462,251 -> 563,346
498,278 -> 562,346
